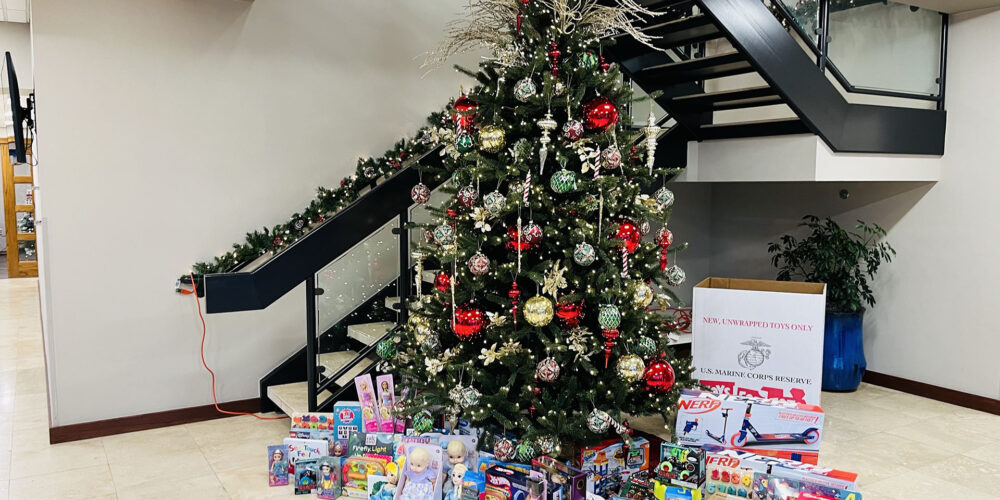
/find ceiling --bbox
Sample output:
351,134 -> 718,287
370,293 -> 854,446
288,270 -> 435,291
0,0 -> 28,23
902,0 -> 1000,13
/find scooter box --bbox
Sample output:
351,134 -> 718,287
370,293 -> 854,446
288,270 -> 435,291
675,390 -> 824,465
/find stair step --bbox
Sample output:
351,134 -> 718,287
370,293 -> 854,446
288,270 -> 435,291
385,296 -> 401,310
320,350 -> 376,386
347,321 -> 394,346
267,381 -> 332,416
672,86 -> 783,112
637,52 -> 754,85
698,118 -> 809,140
615,15 -> 721,63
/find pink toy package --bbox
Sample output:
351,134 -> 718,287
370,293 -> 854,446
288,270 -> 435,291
376,374 -> 397,433
355,374 -> 381,432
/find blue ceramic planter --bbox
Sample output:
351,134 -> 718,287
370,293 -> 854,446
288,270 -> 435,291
822,311 -> 866,391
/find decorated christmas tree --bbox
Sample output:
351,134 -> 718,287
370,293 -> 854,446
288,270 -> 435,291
386,0 -> 693,459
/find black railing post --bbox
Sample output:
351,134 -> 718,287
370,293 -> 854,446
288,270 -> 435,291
937,14 -> 948,111
817,0 -> 830,72
306,278 -> 318,412
397,210 -> 410,325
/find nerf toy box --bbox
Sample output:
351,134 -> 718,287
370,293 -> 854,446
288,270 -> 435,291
704,448 -> 857,499
334,401 -> 364,457
575,437 -> 650,496
676,390 -> 824,464
532,456 -> 591,500
656,443 -> 705,489
485,465 -> 547,500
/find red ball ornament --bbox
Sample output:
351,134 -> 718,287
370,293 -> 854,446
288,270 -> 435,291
613,219 -> 642,254
453,95 -> 477,128
554,301 -> 584,328
434,272 -> 452,293
505,225 -> 532,251
582,96 -> 619,133
523,222 -> 543,246
453,303 -> 485,339
643,353 -> 676,393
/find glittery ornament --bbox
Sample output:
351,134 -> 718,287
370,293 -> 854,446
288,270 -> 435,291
562,119 -> 584,141
433,223 -> 456,245
513,77 -> 538,102
614,219 -> 642,254
598,304 -> 622,330
506,225 -> 532,252
601,146 -> 622,169
553,80 -> 566,96
666,265 -> 686,286
549,168 -> 577,193
536,435 -> 558,456
376,339 -> 396,359
364,165 -> 376,178
420,333 -> 440,352
579,51 -> 599,70
523,222 -> 543,246
457,386 -> 481,408
515,441 -> 538,462
587,409 -> 611,433
408,314 -> 431,338
582,96 -> 619,132
644,353 -> 676,393
616,354 -> 645,383
635,336 -> 657,358
479,125 -> 507,154
656,228 -> 674,247
494,438 -> 516,461
467,252 -> 491,275
536,357 -> 561,382
411,183 -> 431,204
554,301 -> 584,328
633,280 -> 654,308
640,220 -> 651,236
455,132 -> 476,153
293,219 -> 305,231
453,303 -> 485,339
483,190 -> 506,217
573,242 -> 597,266
655,187 -> 675,209
458,185 -> 479,207
412,410 -> 434,433
434,271 -> 451,292
523,296 -> 554,327
453,95 -> 477,128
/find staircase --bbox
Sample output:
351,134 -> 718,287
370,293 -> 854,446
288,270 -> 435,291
194,0 -> 949,416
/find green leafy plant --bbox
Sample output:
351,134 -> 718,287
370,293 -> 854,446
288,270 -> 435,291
768,215 -> 895,313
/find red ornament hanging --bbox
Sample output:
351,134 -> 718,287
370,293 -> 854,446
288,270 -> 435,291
548,42 -> 562,76
554,301 -> 584,328
655,227 -> 674,271
506,225 -> 532,251
582,96 -> 619,133
516,0 -> 529,36
453,95 -> 478,129
273,236 -> 283,246
643,353 -> 676,393
434,272 -> 452,293
453,303 -> 485,339
509,282 -> 522,332
613,219 -> 642,254
600,56 -> 611,73
601,328 -> 620,368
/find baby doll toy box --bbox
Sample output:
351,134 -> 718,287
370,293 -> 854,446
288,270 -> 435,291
675,390 -> 824,464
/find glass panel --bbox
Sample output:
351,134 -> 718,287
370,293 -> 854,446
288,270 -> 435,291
827,1 -> 943,96
15,212 -> 33,234
777,0 -> 820,44
315,217 -> 400,333
630,83 -> 668,129
13,183 -> 33,206
18,241 -> 35,262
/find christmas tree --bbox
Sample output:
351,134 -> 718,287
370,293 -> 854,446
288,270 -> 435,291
387,0 -> 693,459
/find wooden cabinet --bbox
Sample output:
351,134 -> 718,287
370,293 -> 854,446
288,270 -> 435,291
1,138 -> 36,278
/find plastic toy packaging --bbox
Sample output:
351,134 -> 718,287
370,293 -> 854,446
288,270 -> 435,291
294,458 -> 319,495
656,443 -> 705,489
283,437 -> 329,480
289,412 -> 336,442
267,444 -> 289,486
316,456 -> 342,499
532,456 -> 591,500
395,441 -> 444,500
343,456 -> 388,498
484,465 -> 547,500
376,374 -> 398,432
334,401 -> 364,456
355,374 -> 382,432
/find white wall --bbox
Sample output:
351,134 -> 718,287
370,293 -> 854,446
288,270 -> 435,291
32,0 -> 476,426
669,8 -> 1000,399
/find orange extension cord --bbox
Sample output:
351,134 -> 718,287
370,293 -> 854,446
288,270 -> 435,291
190,273 -> 288,421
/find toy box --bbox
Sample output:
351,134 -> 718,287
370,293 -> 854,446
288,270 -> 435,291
267,444 -> 289,486
532,456 -> 591,500
334,401 -> 364,456
343,455 -> 388,498
355,374 -> 382,432
290,412 -> 336,442
676,390 -> 824,464
284,437 -> 329,480
485,465 -> 547,500
347,431 -> 398,460
294,458 -> 319,495
704,449 -> 858,499
575,437 -> 650,496
656,443 -> 705,489
649,480 -> 702,500
394,440 -> 445,500
316,456 -> 342,499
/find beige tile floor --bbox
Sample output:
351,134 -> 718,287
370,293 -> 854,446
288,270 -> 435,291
2,277 -> 1000,499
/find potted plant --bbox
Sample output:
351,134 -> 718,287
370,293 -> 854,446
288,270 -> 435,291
768,215 -> 894,391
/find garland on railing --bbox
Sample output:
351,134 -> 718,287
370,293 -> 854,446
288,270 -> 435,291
188,110 -> 452,277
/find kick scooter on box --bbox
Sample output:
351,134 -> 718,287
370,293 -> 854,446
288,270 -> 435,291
730,403 -> 820,447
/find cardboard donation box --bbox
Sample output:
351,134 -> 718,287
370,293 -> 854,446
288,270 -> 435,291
692,278 -> 826,405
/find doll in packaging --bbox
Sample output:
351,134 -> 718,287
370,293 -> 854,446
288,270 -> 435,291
396,444 -> 443,500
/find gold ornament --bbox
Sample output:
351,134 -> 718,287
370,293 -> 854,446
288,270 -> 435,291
408,314 -> 432,342
523,295 -> 554,327
479,125 -> 507,154
616,354 -> 645,383
542,260 -> 569,300
633,280 -> 654,308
